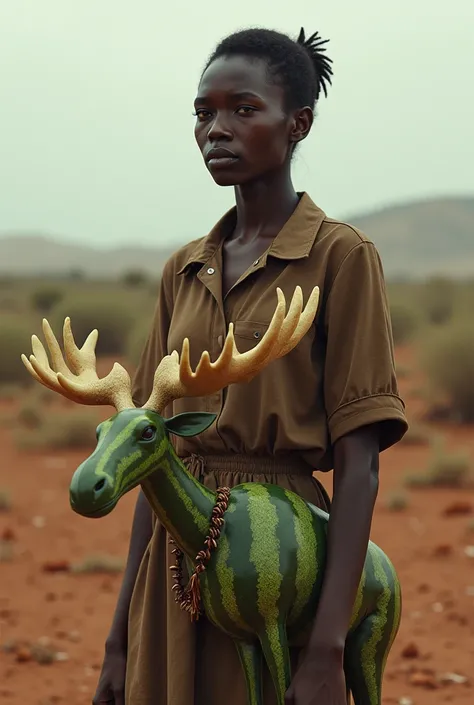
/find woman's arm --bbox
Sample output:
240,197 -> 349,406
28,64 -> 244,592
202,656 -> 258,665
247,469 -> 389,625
307,425 -> 380,653
285,426 -> 380,704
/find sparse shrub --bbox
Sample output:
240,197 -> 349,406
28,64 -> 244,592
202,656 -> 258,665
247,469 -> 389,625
126,323 -> 149,368
122,270 -> 148,288
421,276 -> 455,326
51,296 -> 135,357
395,364 -> 411,379
72,554 -> 125,574
399,422 -> 433,446
385,491 -> 409,512
422,322 -> 474,423
14,409 -> 99,451
405,440 -> 472,488
0,318 -> 33,385
17,401 -> 43,429
0,383 -> 21,401
31,286 -> 64,313
0,489 -> 12,512
389,302 -> 419,345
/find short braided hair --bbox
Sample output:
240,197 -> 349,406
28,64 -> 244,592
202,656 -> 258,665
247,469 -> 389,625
204,27 -> 333,111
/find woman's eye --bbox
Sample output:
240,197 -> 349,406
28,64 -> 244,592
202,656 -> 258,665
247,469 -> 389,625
237,106 -> 255,116
141,426 -> 156,441
194,110 -> 210,121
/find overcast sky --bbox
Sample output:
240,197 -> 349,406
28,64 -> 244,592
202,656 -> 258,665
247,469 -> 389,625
0,0 -> 472,248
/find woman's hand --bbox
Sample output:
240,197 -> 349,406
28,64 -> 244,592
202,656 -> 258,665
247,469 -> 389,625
285,645 -> 347,705
92,642 -> 127,705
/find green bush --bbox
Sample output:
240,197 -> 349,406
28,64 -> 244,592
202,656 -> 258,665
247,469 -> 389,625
389,302 -> 419,345
51,296 -> 135,357
126,323 -> 149,368
31,286 -> 64,313
422,322 -> 474,422
14,409 -> 99,451
420,276 -> 456,326
122,270 -> 148,288
0,318 -> 33,385
405,443 -> 471,488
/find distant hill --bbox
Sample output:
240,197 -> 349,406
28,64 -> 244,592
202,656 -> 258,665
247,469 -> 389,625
1,195 -> 473,279
348,196 -> 474,278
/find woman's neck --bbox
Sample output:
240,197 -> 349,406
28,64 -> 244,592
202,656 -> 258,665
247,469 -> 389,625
232,167 -> 299,244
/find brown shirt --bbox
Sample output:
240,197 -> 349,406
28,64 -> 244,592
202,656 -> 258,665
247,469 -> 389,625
132,192 -> 408,471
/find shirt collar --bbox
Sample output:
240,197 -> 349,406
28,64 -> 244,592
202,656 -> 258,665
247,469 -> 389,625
177,192 -> 326,275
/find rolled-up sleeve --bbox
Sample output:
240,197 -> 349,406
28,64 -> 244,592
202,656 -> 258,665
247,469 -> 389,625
324,241 -> 408,451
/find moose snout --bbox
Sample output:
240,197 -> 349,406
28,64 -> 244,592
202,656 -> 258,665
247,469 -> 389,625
69,460 -> 116,518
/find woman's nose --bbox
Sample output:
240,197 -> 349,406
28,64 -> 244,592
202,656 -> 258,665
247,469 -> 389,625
207,113 -> 233,141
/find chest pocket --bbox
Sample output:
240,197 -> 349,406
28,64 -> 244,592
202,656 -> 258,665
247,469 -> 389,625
233,320 -> 269,354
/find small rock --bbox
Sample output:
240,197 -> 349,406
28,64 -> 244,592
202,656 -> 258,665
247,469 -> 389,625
55,651 -> 69,661
32,516 -> 45,528
443,501 -> 473,517
432,601 -> 444,612
438,672 -> 468,684
401,642 -> 420,659
409,671 -> 438,689
1,527 -> 15,541
433,543 -> 453,557
464,545 -> 474,558
399,698 -> 413,705
42,560 -> 70,573
15,646 -> 32,663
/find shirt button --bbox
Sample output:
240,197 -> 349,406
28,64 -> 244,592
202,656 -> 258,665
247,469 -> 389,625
207,267 -> 215,275
253,331 -> 261,339
217,335 -> 223,347
253,259 -> 259,266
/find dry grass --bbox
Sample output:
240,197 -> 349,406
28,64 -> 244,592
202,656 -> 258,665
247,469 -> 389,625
71,554 -> 125,574
405,441 -> 472,488
384,491 -> 410,512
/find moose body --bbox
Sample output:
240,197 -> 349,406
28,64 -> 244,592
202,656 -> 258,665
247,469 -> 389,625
22,286 -> 402,705
192,481 -> 401,705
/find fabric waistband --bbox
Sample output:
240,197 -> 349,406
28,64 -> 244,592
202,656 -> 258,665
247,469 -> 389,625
181,453 -> 313,477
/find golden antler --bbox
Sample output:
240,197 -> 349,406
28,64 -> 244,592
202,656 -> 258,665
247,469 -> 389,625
144,285 -> 320,413
21,317 -> 134,411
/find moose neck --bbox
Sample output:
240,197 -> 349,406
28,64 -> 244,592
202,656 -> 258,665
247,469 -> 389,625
140,444 -> 216,559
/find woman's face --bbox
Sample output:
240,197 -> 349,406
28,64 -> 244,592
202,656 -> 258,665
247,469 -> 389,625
194,56 -> 298,187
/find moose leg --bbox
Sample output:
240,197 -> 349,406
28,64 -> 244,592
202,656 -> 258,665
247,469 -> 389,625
344,594 -> 401,705
258,622 -> 292,705
235,639 -> 264,705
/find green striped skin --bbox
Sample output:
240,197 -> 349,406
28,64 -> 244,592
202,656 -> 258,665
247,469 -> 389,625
67,408 -> 402,705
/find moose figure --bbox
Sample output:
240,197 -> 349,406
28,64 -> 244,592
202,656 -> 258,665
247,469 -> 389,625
22,286 -> 401,705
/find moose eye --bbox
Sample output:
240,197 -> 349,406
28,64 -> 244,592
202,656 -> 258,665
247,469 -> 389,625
141,425 -> 156,441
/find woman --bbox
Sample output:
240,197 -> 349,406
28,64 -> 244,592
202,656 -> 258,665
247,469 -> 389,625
93,27 -> 408,705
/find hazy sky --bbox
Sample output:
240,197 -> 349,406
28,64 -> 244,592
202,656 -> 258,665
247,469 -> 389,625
0,1 -> 472,248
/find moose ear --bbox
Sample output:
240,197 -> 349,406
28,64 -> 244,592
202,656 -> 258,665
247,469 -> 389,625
164,412 -> 217,438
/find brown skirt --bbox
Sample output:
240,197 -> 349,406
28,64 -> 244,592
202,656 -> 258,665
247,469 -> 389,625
125,454 -> 331,705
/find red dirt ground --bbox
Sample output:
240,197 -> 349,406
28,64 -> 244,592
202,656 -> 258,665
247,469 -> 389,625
0,346 -> 473,704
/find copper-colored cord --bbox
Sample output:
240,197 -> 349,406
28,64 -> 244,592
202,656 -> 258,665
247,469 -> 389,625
169,486 -> 231,622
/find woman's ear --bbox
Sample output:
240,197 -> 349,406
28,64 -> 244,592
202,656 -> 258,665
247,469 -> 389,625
289,106 -> 314,144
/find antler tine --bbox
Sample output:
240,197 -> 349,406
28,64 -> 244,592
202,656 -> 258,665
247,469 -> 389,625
270,285 -> 320,360
22,318 -> 135,412
142,286 -> 320,414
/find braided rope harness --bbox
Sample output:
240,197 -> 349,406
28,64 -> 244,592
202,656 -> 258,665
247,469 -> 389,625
168,486 -> 231,621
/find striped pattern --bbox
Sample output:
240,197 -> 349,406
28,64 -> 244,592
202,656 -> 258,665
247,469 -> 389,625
69,409 -> 402,705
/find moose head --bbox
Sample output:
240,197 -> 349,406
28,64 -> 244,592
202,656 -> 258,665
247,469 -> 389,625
21,286 -> 319,519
